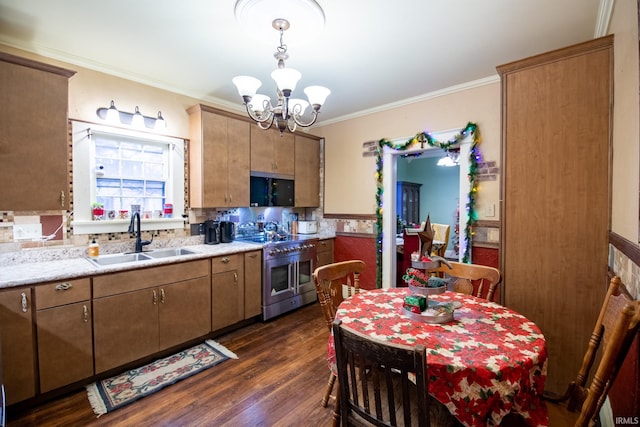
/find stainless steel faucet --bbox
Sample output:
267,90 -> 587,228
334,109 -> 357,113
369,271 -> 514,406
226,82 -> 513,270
128,212 -> 152,252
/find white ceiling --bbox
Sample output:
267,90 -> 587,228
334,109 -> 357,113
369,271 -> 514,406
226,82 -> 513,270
0,0 -> 606,125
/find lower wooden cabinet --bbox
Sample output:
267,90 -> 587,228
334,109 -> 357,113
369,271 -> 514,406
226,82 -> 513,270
35,278 -> 93,393
0,288 -> 36,405
244,250 -> 262,319
212,254 -> 244,330
92,260 -> 211,374
316,238 -> 335,268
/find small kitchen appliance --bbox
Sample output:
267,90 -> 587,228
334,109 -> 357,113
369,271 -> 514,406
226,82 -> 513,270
297,220 -> 318,234
203,220 -> 220,245
220,221 -> 235,243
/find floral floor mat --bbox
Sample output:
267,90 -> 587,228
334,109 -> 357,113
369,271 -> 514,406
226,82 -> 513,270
86,340 -> 237,417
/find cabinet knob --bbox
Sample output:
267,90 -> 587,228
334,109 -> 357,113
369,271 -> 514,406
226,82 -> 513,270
152,290 -> 158,305
234,272 -> 238,284
160,288 -> 165,304
83,304 -> 89,323
222,257 -> 230,264
60,190 -> 65,208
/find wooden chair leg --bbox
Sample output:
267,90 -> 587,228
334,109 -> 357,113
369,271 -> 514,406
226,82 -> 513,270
322,372 -> 336,407
332,385 -> 341,427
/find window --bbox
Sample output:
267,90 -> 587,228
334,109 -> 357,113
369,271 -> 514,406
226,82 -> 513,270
72,121 -> 185,235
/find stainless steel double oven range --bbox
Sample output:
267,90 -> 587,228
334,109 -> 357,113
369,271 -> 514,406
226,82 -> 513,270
239,234 -> 318,320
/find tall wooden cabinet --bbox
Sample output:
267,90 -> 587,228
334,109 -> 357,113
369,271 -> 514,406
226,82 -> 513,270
294,134 -> 321,207
0,52 -> 76,211
188,105 -> 250,208
497,36 -> 612,393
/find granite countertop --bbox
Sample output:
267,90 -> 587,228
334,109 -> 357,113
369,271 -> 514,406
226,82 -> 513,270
0,232 -> 336,290
0,241 -> 262,289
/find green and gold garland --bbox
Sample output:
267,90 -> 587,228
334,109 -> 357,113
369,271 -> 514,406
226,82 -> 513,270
374,122 -> 480,288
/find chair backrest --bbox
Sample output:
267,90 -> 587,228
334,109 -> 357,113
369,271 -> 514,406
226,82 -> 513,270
313,260 -> 366,331
427,261 -> 501,302
332,319 -> 430,427
565,276 -> 640,426
430,223 -> 450,257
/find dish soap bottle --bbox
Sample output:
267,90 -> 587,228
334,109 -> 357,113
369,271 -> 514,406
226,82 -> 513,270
88,239 -> 100,258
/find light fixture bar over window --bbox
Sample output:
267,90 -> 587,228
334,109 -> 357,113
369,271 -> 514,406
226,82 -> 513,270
96,100 -> 167,130
232,17 -> 330,134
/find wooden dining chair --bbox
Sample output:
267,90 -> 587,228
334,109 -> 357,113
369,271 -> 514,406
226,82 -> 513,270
544,276 -> 640,427
332,319 -> 430,427
430,223 -> 450,258
313,260 -> 366,408
426,261 -> 502,302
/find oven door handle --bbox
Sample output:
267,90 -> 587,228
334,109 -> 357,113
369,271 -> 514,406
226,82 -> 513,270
291,260 -> 299,294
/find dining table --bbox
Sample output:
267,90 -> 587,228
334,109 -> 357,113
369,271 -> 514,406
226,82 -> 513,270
327,287 -> 549,427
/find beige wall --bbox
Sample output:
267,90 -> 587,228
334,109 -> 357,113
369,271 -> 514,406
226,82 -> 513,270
0,45 -> 233,140
315,82 -> 502,219
610,0 -> 640,243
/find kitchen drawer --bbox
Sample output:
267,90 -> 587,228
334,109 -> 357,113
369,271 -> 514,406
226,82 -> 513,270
93,259 -> 209,298
317,239 -> 334,254
35,278 -> 91,309
212,254 -> 242,274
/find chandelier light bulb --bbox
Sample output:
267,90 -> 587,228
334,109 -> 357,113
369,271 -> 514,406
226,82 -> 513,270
232,75 -> 262,102
271,68 -> 301,96
304,85 -> 331,107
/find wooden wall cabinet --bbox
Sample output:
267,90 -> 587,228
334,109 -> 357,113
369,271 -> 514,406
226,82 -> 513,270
189,104 -> 250,208
0,288 -> 36,404
316,238 -> 334,268
497,36 -> 612,393
250,126 -> 295,176
35,278 -> 93,393
244,250 -> 262,319
0,52 -> 76,211
212,254 -> 245,330
294,134 -> 321,207
92,260 -> 211,373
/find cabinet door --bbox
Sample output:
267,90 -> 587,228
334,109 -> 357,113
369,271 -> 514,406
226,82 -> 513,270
201,110 -> 230,207
226,117 -> 250,207
158,276 -> 211,350
93,289 -> 159,374
212,269 -> 244,331
294,134 -> 320,207
250,125 -> 275,173
251,126 -> 294,176
244,250 -> 262,318
36,301 -> 93,392
316,239 -> 334,268
0,54 -> 74,211
0,288 -> 35,404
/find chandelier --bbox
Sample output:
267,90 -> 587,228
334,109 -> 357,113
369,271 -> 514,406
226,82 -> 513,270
232,18 -> 330,134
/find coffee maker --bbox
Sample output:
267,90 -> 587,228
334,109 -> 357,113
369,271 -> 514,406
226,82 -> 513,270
219,221 -> 235,243
203,220 -> 220,245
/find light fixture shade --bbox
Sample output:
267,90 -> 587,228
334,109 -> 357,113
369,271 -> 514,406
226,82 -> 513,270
249,94 -> 271,113
304,85 -> 330,106
131,106 -> 145,129
232,76 -> 262,98
289,98 -> 309,115
155,111 -> 166,129
271,68 -> 301,93
105,100 -> 119,124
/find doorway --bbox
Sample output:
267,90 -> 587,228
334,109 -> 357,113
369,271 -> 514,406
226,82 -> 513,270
381,129 -> 473,288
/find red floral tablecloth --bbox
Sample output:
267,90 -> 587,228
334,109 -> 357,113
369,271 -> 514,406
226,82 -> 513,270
327,288 -> 548,427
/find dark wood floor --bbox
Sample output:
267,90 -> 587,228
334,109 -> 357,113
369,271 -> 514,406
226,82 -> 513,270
7,300 -> 572,427
7,302 -> 334,427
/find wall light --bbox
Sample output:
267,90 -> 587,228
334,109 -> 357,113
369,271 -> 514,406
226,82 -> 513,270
96,100 -> 167,130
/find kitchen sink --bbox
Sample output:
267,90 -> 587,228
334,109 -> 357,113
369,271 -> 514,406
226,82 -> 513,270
87,252 -> 152,266
146,248 -> 199,258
